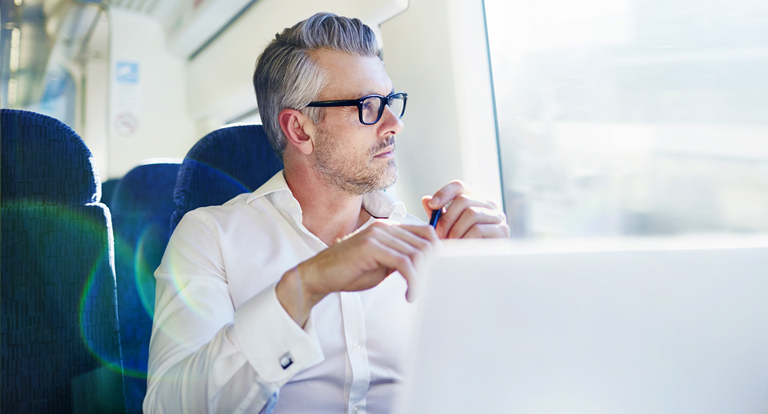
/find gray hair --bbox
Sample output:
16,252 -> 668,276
253,12 -> 381,159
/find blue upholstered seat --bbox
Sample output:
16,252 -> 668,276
101,178 -> 121,210
1,109 -> 127,413
171,124 -> 283,231
110,162 -> 180,414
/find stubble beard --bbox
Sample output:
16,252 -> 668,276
314,130 -> 398,196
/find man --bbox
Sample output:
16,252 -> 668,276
144,12 -> 509,414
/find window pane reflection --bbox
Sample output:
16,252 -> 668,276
485,0 -> 768,237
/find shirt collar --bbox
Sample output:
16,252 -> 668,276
246,170 -> 291,202
247,170 -> 407,220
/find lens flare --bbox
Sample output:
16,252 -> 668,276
134,224 -> 165,317
78,248 -> 146,378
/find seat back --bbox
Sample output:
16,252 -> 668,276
1,109 -> 126,413
100,178 -> 121,210
171,124 -> 283,231
109,162 -> 180,413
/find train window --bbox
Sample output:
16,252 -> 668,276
35,64 -> 78,128
1,2 -> 105,141
1,22 -> 78,127
484,0 -> 768,238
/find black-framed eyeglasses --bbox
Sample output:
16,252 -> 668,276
306,92 -> 408,125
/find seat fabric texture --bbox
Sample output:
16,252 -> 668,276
170,124 -> 283,232
110,162 -> 180,414
1,109 -> 126,413
100,178 -> 121,210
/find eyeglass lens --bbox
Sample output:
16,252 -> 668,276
361,94 -> 405,124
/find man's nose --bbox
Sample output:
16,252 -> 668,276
378,104 -> 404,135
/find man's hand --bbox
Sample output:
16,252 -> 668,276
276,222 -> 439,327
422,180 -> 510,239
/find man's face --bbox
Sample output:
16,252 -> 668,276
310,49 -> 404,196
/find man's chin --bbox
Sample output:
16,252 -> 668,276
355,166 -> 397,195
380,174 -> 397,192
327,161 -> 398,196
377,163 -> 398,192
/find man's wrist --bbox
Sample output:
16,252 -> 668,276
276,265 -> 325,328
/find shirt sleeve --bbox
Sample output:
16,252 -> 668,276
143,211 -> 325,413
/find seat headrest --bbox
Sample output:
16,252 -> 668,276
173,124 -> 283,211
111,163 -> 180,215
1,109 -> 100,205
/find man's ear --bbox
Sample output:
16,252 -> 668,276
278,109 -> 315,155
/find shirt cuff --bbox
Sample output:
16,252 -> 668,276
232,282 -> 324,384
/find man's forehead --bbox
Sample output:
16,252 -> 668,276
313,49 -> 394,99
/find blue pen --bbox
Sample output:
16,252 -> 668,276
429,209 -> 442,228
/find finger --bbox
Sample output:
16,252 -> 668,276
421,196 -> 449,225
384,225 -> 434,253
447,207 -> 507,239
426,180 -> 469,210
437,194 -> 494,238
359,223 -> 430,270
342,222 -> 435,272
363,239 -> 419,302
364,222 -> 437,248
366,224 -> 439,302
385,225 -> 440,302
461,222 -> 511,239
367,226 -> 425,268
371,224 -> 440,272
336,236 -> 412,281
421,196 -> 434,218
396,223 -> 441,245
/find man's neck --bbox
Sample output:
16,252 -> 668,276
284,165 -> 372,246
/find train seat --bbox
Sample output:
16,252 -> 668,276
109,162 -> 180,414
170,124 -> 283,232
0,109 -> 127,413
101,178 -> 121,210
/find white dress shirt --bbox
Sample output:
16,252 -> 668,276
144,171 -> 422,414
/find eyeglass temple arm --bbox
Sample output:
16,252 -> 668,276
306,100 -> 360,107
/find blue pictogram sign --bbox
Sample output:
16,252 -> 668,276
116,62 -> 139,83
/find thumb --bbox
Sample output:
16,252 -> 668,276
421,195 -> 434,216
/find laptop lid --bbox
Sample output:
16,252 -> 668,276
397,237 -> 768,414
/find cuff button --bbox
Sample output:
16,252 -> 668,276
279,352 -> 293,369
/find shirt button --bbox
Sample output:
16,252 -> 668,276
353,405 -> 359,414
352,343 -> 360,352
289,201 -> 297,209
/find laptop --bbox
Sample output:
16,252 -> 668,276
396,236 -> 768,413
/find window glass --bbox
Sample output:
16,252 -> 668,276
35,65 -> 78,128
485,0 -> 768,238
